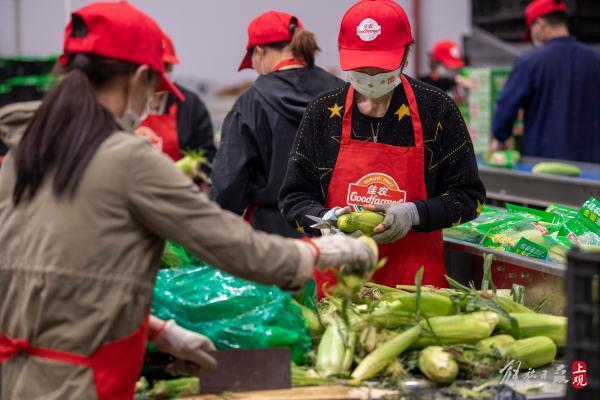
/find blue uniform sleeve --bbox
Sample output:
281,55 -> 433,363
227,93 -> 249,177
210,108 -> 258,215
492,57 -> 533,142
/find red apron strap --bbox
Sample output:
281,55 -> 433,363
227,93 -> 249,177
0,333 -> 91,367
400,75 -> 424,148
272,58 -> 306,71
341,86 -> 355,145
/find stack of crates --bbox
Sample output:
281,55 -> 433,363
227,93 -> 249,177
566,248 -> 600,399
0,55 -> 58,159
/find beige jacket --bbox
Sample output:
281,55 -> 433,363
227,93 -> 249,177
0,102 -> 313,399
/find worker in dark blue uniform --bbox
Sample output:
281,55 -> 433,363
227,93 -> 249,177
492,0 -> 600,164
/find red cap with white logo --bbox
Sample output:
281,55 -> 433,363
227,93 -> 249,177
238,10 -> 303,71
60,1 -> 184,101
338,0 -> 413,71
525,0 -> 567,40
431,40 -> 464,69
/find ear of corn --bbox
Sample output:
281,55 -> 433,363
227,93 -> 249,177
494,296 -> 534,314
418,346 -> 459,384
393,292 -> 458,317
356,235 -> 379,259
293,301 -> 323,337
503,336 -> 557,369
532,162 -> 581,177
337,211 -> 385,236
341,330 -> 358,373
497,313 -> 566,346
315,321 -> 347,377
351,325 -> 421,381
413,311 -> 499,349
477,334 -> 516,353
368,299 -> 415,329
359,325 -> 378,354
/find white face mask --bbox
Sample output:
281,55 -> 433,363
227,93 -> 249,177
119,85 -> 153,132
347,67 -> 402,98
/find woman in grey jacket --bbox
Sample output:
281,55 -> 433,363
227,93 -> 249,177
0,3 -> 374,399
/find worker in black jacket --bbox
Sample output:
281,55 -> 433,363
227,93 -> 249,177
137,33 -> 215,169
280,0 -> 485,293
211,10 -> 342,237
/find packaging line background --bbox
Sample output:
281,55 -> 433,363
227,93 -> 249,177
0,0 -> 471,85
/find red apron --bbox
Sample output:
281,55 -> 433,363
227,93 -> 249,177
315,76 -> 446,296
139,102 -> 182,161
0,315 -> 149,400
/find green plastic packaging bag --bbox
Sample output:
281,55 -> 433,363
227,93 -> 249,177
444,207 -> 526,244
151,264 -> 312,364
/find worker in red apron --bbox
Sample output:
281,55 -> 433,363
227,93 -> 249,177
280,0 -> 486,295
0,3 -> 376,399
211,11 -> 342,237
418,40 -> 472,105
136,32 -> 216,168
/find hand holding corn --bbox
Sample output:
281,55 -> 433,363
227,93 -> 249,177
365,202 -> 419,244
310,234 -> 377,275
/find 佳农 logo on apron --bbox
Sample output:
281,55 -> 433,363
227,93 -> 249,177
346,172 -> 406,210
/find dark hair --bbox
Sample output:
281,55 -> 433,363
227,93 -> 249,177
401,42 -> 414,70
12,17 -> 142,206
256,17 -> 321,67
541,10 -> 568,27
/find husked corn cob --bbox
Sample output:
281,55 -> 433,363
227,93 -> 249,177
316,321 -> 347,377
351,325 -> 421,381
497,313 -> 566,346
341,331 -> 358,373
368,299 -> 415,329
413,311 -> 499,349
503,336 -> 557,369
532,162 -> 581,177
418,346 -> 459,384
477,334 -> 516,353
394,291 -> 458,317
337,211 -> 385,237
495,296 -> 534,314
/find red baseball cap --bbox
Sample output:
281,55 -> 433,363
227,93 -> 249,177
431,40 -> 464,69
162,32 -> 180,65
238,10 -> 303,71
338,0 -> 413,71
525,0 -> 567,40
60,1 -> 184,100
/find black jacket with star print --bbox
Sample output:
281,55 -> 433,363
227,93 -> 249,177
279,76 -> 486,235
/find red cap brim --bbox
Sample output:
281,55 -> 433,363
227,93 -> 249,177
238,51 -> 253,71
441,58 -> 465,69
340,46 -> 406,71
163,54 -> 180,65
158,72 -> 185,101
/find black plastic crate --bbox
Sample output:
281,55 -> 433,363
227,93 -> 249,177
566,248 -> 600,399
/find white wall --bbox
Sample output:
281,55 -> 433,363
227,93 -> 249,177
0,0 -> 470,85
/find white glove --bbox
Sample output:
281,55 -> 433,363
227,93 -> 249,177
310,234 -> 377,276
153,320 -> 217,371
322,206 -> 351,224
366,202 -> 420,244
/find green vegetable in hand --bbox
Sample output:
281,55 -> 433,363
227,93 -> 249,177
337,211 -> 385,237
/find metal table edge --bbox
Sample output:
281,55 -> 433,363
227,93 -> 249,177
444,237 -> 566,277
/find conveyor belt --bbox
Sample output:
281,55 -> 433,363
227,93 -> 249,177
477,155 -> 600,208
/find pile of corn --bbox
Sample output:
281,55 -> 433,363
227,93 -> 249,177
300,273 -> 566,386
